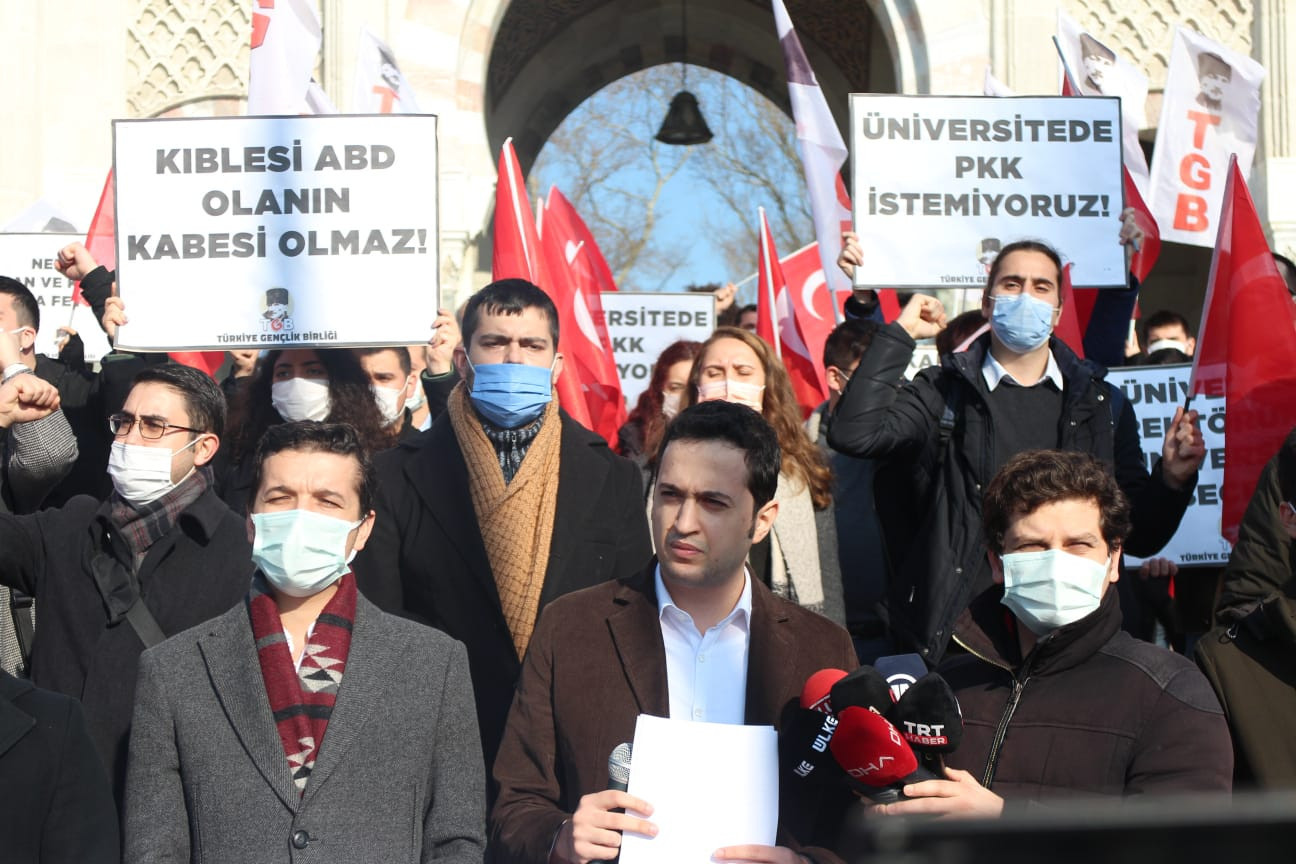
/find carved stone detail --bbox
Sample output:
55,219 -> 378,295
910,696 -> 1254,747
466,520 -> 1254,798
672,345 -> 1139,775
1063,0 -> 1254,89
126,0 -> 250,118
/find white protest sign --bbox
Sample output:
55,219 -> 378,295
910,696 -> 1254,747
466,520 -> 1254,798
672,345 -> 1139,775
112,114 -> 439,351
0,233 -> 113,362
600,291 -> 715,407
1112,363 -> 1231,567
849,95 -> 1125,290
1148,27 -> 1265,248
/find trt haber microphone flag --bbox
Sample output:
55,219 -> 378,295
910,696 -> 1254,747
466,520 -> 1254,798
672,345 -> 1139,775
1149,27 -> 1265,248
1189,156 -> 1296,544
540,187 -> 626,445
354,28 -> 420,114
756,208 -> 829,418
770,0 -> 850,319
492,140 -> 593,430
248,0 -> 323,115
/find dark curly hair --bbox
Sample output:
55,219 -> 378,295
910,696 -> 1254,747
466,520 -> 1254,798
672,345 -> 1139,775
228,348 -> 393,466
982,449 -> 1131,556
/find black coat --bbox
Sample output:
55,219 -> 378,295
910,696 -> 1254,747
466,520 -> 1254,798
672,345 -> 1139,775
354,408 -> 653,792
0,671 -> 119,863
828,325 -> 1195,663
0,488 -> 254,801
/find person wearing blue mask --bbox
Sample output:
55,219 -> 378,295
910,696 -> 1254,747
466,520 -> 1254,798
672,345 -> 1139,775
830,230 -> 1205,667
872,449 -> 1231,815
124,421 -> 486,862
353,278 -> 652,805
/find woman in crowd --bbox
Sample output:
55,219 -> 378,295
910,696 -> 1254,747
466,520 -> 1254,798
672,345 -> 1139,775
681,326 -> 845,625
616,339 -> 700,486
220,348 -> 391,513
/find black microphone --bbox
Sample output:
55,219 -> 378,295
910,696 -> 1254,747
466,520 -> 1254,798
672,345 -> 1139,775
607,742 -> 632,792
829,665 -> 892,714
829,706 -> 939,803
781,706 -> 843,787
873,653 -> 930,703
888,673 -> 964,777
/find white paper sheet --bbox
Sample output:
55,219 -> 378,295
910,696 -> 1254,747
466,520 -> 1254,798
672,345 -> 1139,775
620,714 -> 778,864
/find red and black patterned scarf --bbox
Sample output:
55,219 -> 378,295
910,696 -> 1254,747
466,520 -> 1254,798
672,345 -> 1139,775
248,572 -> 357,794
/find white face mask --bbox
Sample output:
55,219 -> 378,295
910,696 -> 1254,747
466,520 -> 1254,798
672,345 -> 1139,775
405,380 -> 426,411
661,390 -> 682,419
1147,338 -> 1189,355
251,509 -> 363,598
1000,549 -> 1111,635
372,385 -> 406,426
696,378 -> 765,413
107,438 -> 200,506
271,377 -> 331,422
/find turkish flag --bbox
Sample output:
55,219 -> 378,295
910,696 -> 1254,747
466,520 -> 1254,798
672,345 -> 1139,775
492,140 -> 593,430
756,210 -> 829,418
540,187 -> 626,444
778,241 -> 839,383
1189,157 -> 1296,543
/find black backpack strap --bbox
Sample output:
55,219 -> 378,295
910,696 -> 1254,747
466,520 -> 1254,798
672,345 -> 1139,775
89,551 -> 167,650
10,589 -> 35,674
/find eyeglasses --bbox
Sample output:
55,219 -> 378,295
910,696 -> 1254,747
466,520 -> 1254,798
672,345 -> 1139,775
108,412 -> 203,440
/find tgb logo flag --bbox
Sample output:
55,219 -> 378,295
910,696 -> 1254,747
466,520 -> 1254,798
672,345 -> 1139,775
1149,26 -> 1265,247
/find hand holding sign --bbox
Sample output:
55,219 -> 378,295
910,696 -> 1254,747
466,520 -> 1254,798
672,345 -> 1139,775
1118,207 -> 1144,253
837,231 -> 864,280
1161,406 -> 1206,491
426,308 -> 460,375
897,294 -> 948,340
102,284 -> 128,347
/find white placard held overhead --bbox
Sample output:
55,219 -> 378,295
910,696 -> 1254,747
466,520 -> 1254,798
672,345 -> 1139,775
112,114 -> 439,351
0,233 -> 113,362
849,95 -> 1125,290
619,714 -> 778,864
600,291 -> 715,408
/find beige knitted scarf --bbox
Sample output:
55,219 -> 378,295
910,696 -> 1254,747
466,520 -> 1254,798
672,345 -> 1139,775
447,384 -> 562,659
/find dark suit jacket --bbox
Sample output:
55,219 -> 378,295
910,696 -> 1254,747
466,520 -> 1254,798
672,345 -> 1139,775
489,564 -> 859,864
0,671 -> 119,864
355,408 -> 652,786
124,590 -> 486,863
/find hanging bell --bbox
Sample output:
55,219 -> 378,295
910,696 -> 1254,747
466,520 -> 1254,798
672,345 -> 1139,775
655,90 -> 713,145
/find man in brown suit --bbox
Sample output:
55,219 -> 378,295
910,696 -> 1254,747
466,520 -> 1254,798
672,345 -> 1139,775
490,401 -> 857,864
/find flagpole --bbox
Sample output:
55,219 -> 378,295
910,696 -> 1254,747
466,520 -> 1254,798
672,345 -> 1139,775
1186,154 -> 1237,413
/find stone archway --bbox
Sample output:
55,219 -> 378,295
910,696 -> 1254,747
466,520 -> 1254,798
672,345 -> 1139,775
480,0 -> 918,175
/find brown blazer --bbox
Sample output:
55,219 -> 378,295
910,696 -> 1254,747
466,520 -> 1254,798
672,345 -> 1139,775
489,562 -> 858,864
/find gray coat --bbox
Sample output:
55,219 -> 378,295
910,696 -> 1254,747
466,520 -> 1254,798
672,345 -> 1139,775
124,591 -> 486,863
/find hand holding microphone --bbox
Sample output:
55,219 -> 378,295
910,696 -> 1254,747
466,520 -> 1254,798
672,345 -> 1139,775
554,744 -> 656,864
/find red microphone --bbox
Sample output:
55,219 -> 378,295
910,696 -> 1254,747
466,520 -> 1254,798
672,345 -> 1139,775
829,706 -> 938,803
800,668 -> 848,714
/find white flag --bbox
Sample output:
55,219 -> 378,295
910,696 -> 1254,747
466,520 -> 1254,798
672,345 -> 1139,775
1149,27 -> 1264,248
982,67 -> 1014,97
1055,11 -> 1151,197
771,0 -> 850,312
354,29 -> 420,114
248,0 -> 322,115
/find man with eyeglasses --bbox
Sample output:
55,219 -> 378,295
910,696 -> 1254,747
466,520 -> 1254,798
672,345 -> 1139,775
0,362 -> 252,808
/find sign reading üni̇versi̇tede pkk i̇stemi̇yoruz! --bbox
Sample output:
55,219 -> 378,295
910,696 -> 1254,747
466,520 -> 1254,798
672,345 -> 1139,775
849,94 -> 1125,291
112,113 -> 439,351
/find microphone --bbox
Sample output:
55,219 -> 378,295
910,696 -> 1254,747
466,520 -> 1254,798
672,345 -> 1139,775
889,673 -> 964,777
829,706 -> 938,803
829,665 -> 892,714
873,653 -> 930,703
781,706 -> 843,786
607,742 -> 632,792
800,668 -> 849,713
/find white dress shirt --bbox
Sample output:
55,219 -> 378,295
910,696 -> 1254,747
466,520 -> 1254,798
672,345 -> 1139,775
655,565 -> 751,725
981,348 -> 1064,391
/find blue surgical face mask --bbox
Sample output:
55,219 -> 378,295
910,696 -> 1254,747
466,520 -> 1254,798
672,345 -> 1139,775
467,358 -> 555,428
251,509 -> 364,598
990,293 -> 1056,354
999,549 -> 1111,635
